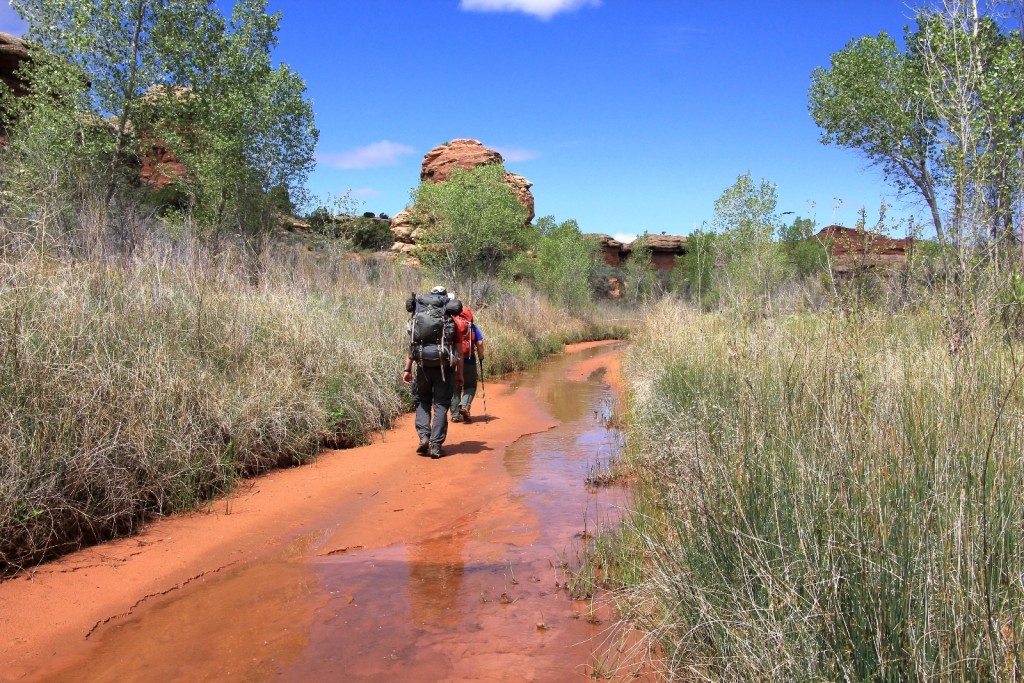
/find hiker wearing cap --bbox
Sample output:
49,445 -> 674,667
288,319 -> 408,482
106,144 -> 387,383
451,306 -> 484,423
403,286 -> 463,459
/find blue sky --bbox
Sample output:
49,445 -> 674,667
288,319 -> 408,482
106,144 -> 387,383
2,0 -> 928,242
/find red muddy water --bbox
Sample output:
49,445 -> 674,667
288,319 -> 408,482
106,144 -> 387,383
1,342 -> 655,682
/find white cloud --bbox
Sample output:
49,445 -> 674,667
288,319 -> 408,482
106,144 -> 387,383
492,145 -> 539,163
0,2 -> 28,35
459,0 -> 600,21
612,232 -> 637,244
316,140 -> 416,170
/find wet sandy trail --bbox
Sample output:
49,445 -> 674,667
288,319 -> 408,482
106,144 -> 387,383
1,341 -> 651,682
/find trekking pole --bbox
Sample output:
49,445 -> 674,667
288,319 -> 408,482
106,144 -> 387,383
479,358 -> 489,424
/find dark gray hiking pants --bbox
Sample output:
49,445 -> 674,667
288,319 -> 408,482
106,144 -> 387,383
452,361 -> 478,410
414,364 -> 454,446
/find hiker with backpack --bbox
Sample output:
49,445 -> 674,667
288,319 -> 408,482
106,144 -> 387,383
451,306 -> 484,424
402,286 -> 463,459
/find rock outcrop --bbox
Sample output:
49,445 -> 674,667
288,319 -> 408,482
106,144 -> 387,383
416,138 -> 535,223
629,234 -> 689,271
503,172 -> 535,225
420,138 -> 503,183
587,234 -> 625,267
388,207 -> 422,248
815,225 -> 913,274
589,233 -> 689,271
0,32 -> 30,138
138,143 -> 188,190
0,32 -> 29,99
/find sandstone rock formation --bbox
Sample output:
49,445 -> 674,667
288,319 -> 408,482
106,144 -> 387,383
420,138 -> 503,183
629,234 -> 689,271
389,207 -> 420,247
587,233 -> 625,267
416,138 -> 535,222
503,172 -> 535,225
815,225 -> 913,274
0,32 -> 29,99
0,32 -> 30,139
138,144 -> 188,190
589,233 -> 689,271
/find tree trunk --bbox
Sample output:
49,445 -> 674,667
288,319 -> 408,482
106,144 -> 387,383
103,1 -> 148,215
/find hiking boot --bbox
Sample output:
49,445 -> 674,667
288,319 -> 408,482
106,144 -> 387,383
429,443 -> 444,459
416,436 -> 429,454
451,411 -> 463,423
460,406 -> 471,424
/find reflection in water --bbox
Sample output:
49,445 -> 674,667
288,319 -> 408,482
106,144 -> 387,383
406,525 -> 469,630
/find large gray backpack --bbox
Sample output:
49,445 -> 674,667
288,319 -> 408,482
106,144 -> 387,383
407,293 -> 462,367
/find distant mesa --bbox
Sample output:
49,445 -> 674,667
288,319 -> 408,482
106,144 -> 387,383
815,225 -> 913,274
587,232 -> 689,270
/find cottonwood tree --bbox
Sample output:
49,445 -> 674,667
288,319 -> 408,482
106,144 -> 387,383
5,0 -> 316,239
413,164 -> 529,299
155,0 -> 317,234
712,172 -> 788,316
677,228 -> 717,305
915,3 -> 1024,265
533,216 -> 598,309
810,4 -> 1024,267
809,31 -> 947,246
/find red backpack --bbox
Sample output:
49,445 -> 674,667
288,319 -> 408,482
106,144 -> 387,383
453,307 -> 473,358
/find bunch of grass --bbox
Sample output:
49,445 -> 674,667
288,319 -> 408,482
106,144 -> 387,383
0,240 -> 418,573
612,300 -> 1024,681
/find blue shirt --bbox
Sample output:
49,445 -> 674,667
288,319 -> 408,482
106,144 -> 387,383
465,325 -> 484,365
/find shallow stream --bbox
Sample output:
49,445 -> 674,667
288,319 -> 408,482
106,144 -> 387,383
42,344 -> 644,682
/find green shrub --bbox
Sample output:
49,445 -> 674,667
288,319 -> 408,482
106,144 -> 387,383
348,216 -> 394,251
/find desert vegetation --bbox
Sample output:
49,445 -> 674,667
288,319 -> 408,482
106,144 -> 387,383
0,1 -> 621,575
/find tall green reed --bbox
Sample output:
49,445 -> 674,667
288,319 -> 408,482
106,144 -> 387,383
615,301 -> 1024,681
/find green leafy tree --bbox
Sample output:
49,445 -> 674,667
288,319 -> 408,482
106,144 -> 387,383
915,9 -> 1024,258
534,216 -> 599,309
10,0 -> 217,211
809,31 -> 946,245
811,10 -> 1024,265
5,0 -> 316,238
0,45 -> 102,248
621,234 -> 660,304
153,0 -> 317,234
712,172 -> 789,316
779,215 -> 828,276
413,164 -> 529,297
347,216 -> 393,252
677,228 -> 717,305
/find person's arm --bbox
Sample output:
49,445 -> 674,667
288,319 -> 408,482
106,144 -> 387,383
474,340 -> 485,361
402,355 -> 414,384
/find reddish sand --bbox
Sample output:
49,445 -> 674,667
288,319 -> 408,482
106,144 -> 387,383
0,341 -> 643,682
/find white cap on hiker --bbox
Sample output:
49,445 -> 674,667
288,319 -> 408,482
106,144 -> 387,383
430,285 -> 446,294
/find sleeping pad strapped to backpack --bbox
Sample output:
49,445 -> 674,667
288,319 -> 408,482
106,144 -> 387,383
406,292 -> 463,367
